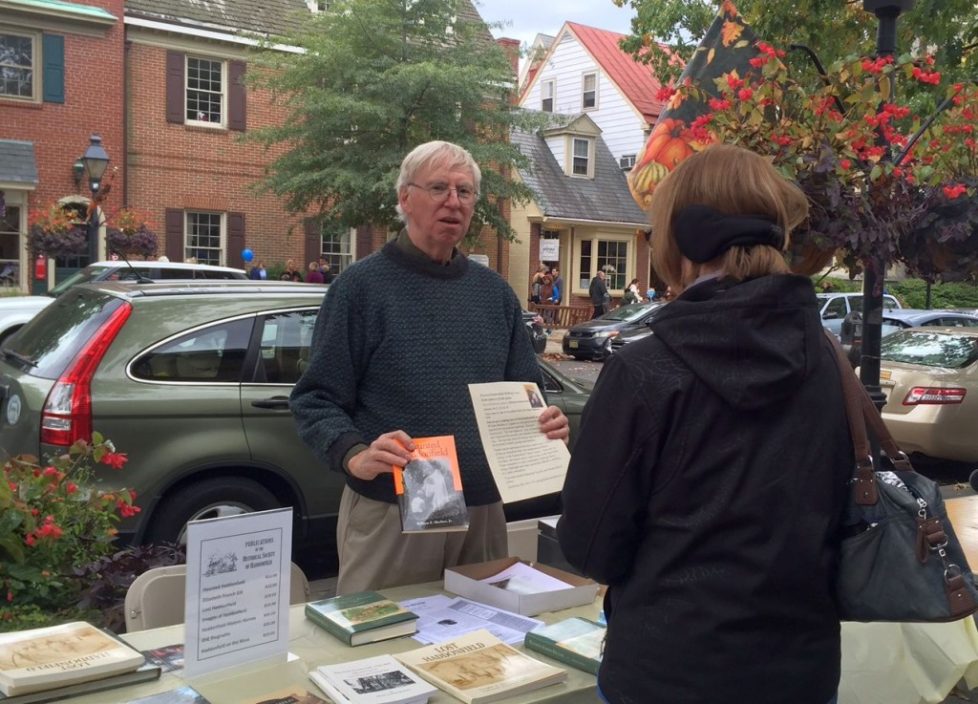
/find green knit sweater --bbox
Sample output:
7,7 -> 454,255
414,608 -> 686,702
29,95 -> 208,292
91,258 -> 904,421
290,234 -> 542,505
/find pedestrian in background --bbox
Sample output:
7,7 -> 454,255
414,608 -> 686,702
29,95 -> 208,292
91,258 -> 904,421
530,264 -> 548,304
318,257 -> 335,284
249,260 -> 267,280
558,144 -> 851,704
306,261 -> 324,284
280,258 -> 302,281
622,278 -> 641,305
291,140 -> 569,595
589,270 -> 609,318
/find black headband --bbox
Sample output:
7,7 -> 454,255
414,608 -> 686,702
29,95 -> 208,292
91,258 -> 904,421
673,204 -> 784,263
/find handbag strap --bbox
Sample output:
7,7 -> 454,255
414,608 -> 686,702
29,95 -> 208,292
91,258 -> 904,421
822,330 -> 912,505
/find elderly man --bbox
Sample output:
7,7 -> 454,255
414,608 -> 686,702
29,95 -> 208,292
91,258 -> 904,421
589,270 -> 609,318
291,141 -> 569,594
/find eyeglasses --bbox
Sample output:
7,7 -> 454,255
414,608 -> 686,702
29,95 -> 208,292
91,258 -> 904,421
407,182 -> 479,204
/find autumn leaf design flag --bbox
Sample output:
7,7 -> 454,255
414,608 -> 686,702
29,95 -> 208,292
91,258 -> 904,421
628,1 -> 764,209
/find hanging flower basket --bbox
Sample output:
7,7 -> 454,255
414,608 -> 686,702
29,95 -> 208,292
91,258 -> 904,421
27,203 -> 89,257
899,181 -> 978,282
105,209 -> 158,259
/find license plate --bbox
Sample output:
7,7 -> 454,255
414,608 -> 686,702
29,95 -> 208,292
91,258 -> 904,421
880,369 -> 892,381
568,340 -> 579,349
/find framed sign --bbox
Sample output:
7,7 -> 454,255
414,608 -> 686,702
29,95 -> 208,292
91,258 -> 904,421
539,239 -> 559,262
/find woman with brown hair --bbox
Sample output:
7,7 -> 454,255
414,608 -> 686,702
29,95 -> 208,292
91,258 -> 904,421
558,144 -> 851,704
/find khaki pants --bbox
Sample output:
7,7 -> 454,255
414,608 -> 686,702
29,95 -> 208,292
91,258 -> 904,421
335,486 -> 508,595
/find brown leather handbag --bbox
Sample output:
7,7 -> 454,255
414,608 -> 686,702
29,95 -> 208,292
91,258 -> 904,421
825,331 -> 978,622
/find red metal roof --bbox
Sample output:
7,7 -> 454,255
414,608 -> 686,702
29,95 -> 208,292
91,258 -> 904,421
565,21 -> 665,124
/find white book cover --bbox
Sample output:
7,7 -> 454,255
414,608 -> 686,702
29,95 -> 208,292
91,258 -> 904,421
313,655 -> 435,704
0,622 -> 144,696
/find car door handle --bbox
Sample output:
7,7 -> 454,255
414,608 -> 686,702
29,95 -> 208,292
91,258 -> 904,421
251,396 -> 291,410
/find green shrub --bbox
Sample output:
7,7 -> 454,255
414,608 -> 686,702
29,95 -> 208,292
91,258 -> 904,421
816,277 -> 978,310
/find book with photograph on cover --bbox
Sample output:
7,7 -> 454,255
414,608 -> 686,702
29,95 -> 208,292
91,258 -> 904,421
392,436 -> 468,533
309,654 -> 436,704
142,644 -> 184,673
523,617 -> 605,675
0,621 -> 146,696
394,629 -> 565,704
305,591 -> 419,646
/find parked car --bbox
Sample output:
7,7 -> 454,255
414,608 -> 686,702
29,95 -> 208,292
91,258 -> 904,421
874,327 -> 978,465
608,303 -> 670,353
0,260 -> 247,345
562,302 -> 667,360
842,309 -> 978,366
0,281 -> 590,549
817,291 -> 902,338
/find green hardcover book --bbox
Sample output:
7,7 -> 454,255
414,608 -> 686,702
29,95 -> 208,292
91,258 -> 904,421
523,617 -> 605,675
304,591 -> 418,646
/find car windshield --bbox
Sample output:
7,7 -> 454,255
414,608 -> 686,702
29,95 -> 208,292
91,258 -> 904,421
48,265 -> 114,297
880,330 -> 978,369
3,288 -> 124,379
600,303 -> 657,323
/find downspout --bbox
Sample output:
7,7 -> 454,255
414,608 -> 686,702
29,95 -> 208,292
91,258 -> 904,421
123,39 -> 131,207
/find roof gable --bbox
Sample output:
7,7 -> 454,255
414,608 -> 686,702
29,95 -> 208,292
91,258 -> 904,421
565,21 -> 664,124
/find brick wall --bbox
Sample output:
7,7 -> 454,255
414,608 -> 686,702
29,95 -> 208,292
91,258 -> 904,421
126,41 -> 311,269
0,0 -> 126,215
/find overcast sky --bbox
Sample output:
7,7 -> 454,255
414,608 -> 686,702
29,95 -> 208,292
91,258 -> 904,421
477,0 -> 636,50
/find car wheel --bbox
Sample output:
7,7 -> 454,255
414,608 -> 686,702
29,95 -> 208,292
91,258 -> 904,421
146,477 -> 280,546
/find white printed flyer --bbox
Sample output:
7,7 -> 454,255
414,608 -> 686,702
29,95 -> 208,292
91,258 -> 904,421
183,507 -> 293,678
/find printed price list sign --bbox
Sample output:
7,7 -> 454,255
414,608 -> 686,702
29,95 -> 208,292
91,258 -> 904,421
183,507 -> 293,678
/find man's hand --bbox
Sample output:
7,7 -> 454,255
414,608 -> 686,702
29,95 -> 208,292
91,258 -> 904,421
538,405 -> 570,444
347,430 -> 414,481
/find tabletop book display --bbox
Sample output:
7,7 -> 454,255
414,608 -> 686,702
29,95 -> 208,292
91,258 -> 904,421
0,621 -> 153,700
305,592 -> 419,646
309,654 -> 436,704
394,629 -> 566,704
392,436 -> 468,533
523,617 -> 605,675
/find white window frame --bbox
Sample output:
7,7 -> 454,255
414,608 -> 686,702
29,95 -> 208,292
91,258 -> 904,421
582,72 -> 597,111
619,154 -> 636,170
184,211 -> 226,265
541,79 -> 554,113
0,28 -> 39,102
569,137 -> 594,178
571,231 -> 634,296
320,226 -> 356,273
185,55 -> 227,128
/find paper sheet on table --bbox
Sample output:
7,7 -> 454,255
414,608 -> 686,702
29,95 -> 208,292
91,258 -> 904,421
479,561 -> 573,595
839,619 -> 978,704
400,595 -> 543,645
468,381 -> 570,503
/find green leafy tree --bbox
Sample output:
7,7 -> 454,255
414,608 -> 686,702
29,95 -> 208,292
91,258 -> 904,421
249,0 -> 536,239
614,0 -> 977,90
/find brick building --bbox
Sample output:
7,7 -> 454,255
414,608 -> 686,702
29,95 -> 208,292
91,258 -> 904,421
0,0 -> 125,290
0,0 -> 517,291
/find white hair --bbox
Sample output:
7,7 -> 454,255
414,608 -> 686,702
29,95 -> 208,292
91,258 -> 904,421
395,141 -> 481,222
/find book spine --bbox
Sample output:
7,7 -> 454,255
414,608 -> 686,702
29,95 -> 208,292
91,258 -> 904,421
523,635 -> 599,676
305,608 -> 354,646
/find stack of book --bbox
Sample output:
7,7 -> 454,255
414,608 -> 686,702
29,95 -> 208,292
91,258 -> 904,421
305,592 -> 419,646
309,654 -> 436,704
0,621 -> 161,703
395,629 -> 566,704
523,617 -> 606,675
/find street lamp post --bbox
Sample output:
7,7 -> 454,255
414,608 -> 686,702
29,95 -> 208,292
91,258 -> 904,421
859,0 -> 914,417
80,134 -> 110,264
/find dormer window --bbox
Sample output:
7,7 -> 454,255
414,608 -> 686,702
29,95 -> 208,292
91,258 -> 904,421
307,0 -> 329,11
571,137 -> 593,177
541,80 -> 554,112
582,72 -> 597,110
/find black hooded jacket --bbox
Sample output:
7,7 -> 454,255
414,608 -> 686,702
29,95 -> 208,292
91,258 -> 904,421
558,274 -> 852,704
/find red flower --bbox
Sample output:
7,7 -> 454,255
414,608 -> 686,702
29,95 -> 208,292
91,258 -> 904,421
655,85 -> 676,102
66,482 -> 78,494
5,591 -> 12,603
726,73 -> 745,91
36,522 -> 63,539
7,481 -> 15,492
708,98 -> 731,111
749,56 -> 766,68
943,184 -> 968,199
102,452 -> 128,470
737,88 -> 753,101
839,159 -> 852,171
24,533 -> 35,547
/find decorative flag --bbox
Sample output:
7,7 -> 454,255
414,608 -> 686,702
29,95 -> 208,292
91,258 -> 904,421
628,1 -> 763,209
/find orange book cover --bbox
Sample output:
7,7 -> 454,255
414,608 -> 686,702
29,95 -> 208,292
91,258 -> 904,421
392,436 -> 469,533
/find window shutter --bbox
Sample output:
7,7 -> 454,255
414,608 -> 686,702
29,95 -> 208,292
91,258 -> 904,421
41,34 -> 64,103
227,212 -> 245,266
228,60 -> 247,132
303,218 -> 321,266
166,51 -> 185,124
165,209 -> 184,261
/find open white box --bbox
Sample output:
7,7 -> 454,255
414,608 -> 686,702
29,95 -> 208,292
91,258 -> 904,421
444,556 -> 599,616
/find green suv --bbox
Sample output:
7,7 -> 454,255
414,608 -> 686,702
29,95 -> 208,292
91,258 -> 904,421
0,281 -> 590,552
